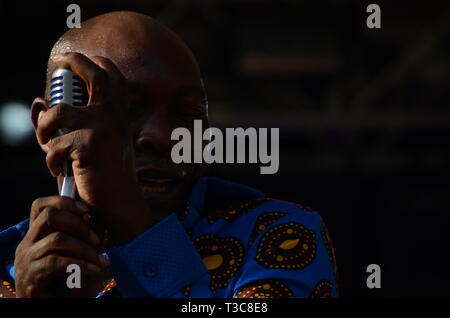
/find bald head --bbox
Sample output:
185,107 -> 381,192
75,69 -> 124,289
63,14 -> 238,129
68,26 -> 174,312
46,11 -> 204,98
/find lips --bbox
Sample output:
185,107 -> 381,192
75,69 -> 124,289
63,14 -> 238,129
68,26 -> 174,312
139,177 -> 172,193
136,167 -> 181,193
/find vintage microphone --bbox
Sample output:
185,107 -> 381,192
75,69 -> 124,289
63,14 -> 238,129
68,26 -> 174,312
49,68 -> 88,198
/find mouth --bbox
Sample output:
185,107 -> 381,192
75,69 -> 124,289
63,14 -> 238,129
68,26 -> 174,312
136,167 -> 182,194
139,178 -> 173,193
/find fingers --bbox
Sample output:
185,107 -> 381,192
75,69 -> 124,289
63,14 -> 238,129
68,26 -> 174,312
43,130 -> 81,177
36,54 -> 127,151
30,97 -> 50,129
17,194 -> 107,298
89,56 -> 126,83
30,255 -> 103,284
29,196 -> 99,248
52,53 -> 108,101
28,206 -> 100,246
30,196 -> 89,223
52,53 -> 128,103
16,255 -> 102,298
36,103 -> 88,145
31,232 -> 109,269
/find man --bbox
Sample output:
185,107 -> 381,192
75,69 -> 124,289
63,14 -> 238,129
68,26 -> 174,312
0,11 -> 338,298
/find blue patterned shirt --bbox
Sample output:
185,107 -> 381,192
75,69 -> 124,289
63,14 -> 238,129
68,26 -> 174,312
0,176 -> 338,298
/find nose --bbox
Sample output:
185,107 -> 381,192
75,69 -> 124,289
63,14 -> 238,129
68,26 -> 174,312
134,113 -> 177,154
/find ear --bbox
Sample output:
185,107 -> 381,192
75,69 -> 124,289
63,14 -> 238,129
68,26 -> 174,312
30,97 -> 50,152
30,97 -> 49,129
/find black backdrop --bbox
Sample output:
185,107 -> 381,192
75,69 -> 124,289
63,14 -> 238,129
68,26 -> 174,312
1,0 -> 450,297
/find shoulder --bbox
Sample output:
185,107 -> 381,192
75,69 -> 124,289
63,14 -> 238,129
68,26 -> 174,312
192,177 -> 328,248
207,196 -> 323,223
194,197 -> 336,292
202,197 -> 325,240
198,176 -> 323,226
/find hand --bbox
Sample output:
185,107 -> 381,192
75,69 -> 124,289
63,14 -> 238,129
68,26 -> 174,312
31,52 -> 154,245
14,196 -> 109,298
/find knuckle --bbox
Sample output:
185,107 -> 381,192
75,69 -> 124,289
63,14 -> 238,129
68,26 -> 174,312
44,208 -> 58,227
33,272 -> 46,285
32,262 -> 48,283
92,55 -> 110,65
35,131 -> 45,146
72,134 -> 91,164
97,55 -> 111,63
44,151 -> 54,167
30,197 -> 52,221
45,255 -> 59,270
25,284 -> 39,297
50,232 -> 65,246
41,206 -> 51,220
31,198 -> 44,212
13,265 -> 23,280
45,148 -> 62,169
47,135 -> 62,149
63,52 -> 81,63
14,241 -> 25,259
74,145 -> 89,164
64,52 -> 77,59
30,271 -> 46,284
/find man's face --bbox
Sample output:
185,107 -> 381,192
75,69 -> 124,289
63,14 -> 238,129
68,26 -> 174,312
48,26 -> 208,214
125,48 -> 208,212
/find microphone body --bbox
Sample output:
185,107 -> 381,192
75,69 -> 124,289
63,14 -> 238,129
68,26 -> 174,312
49,68 -> 88,198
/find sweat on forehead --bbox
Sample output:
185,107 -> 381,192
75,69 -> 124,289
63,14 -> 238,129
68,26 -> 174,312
46,11 -> 201,86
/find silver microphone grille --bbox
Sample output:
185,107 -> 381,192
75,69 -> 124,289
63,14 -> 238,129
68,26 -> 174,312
50,68 -> 88,108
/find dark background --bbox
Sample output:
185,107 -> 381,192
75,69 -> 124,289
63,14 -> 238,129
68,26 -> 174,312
1,0 -> 450,297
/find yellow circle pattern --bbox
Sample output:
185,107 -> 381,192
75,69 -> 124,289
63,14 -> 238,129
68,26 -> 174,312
309,280 -> 333,298
194,234 -> 245,293
235,279 -> 294,298
255,222 -> 316,270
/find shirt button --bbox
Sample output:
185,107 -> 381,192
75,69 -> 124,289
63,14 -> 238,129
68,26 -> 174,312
144,265 -> 157,278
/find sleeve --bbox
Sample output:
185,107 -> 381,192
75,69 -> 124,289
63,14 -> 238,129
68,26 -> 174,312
231,209 -> 339,298
0,219 -> 29,261
0,219 -> 30,298
106,213 -> 210,298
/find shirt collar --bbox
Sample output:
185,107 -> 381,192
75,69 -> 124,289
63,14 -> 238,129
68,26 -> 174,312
177,176 -> 264,231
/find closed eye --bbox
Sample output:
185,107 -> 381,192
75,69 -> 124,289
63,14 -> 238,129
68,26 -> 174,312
179,101 -> 208,120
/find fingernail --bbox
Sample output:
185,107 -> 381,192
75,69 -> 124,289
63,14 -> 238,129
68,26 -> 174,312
89,230 -> 100,246
98,253 -> 110,268
86,263 -> 101,273
52,54 -> 63,61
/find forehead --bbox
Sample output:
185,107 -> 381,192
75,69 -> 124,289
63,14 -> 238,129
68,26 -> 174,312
48,28 -> 202,94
